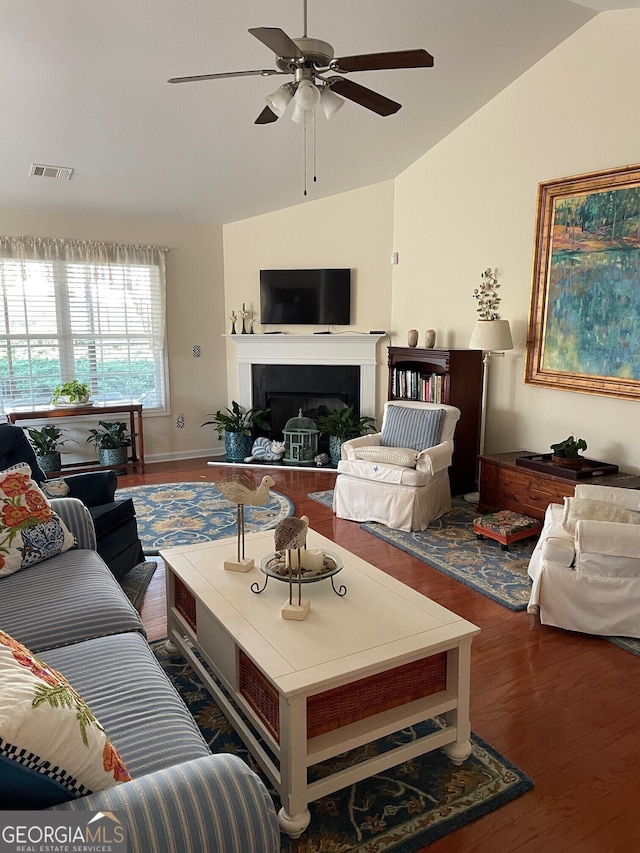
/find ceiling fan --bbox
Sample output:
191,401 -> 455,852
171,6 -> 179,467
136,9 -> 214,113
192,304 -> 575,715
168,0 -> 434,125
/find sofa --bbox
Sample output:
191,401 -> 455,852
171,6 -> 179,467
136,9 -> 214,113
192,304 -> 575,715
0,422 -> 144,579
0,468 -> 280,853
527,483 -> 640,638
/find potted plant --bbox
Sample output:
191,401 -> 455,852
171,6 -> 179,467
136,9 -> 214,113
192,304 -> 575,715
26,425 -> 74,474
550,435 -> 587,468
317,406 -> 376,465
52,380 -> 91,406
86,420 -> 133,469
201,401 -> 271,462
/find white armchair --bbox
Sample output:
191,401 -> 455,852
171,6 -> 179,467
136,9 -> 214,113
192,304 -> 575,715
333,400 -> 461,531
527,483 -> 640,638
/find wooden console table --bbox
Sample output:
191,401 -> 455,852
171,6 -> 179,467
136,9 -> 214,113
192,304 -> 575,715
478,451 -> 640,520
6,403 -> 145,475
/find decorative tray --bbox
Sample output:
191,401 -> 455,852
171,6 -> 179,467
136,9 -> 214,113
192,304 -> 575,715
515,453 -> 619,480
259,550 -> 343,583
52,401 -> 94,408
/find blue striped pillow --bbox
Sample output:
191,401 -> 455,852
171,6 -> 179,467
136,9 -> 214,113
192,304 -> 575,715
381,406 -> 445,452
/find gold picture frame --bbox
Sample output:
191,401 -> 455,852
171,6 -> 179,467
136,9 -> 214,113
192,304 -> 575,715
526,163 -> 640,400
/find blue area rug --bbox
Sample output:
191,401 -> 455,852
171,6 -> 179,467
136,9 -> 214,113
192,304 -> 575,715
119,560 -> 157,609
309,492 -> 533,610
116,481 -> 294,554
153,640 -> 533,852
308,490 -> 640,656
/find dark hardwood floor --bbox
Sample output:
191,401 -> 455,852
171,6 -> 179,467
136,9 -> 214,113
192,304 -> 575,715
120,459 -> 640,853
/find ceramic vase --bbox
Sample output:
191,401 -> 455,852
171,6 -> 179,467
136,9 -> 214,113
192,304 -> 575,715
37,452 -> 61,474
328,435 -> 345,466
224,431 -> 252,463
424,329 -> 436,348
407,329 -> 419,347
99,447 -> 128,474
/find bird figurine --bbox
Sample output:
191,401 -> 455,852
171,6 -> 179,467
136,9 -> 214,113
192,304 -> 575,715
215,474 -> 274,570
274,515 -> 309,613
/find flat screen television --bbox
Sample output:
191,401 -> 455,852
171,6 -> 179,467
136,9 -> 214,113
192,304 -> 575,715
259,268 -> 351,325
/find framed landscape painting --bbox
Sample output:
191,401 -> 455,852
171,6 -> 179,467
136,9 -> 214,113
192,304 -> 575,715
525,163 -> 640,400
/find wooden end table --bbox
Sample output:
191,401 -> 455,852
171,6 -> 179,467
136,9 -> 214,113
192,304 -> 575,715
478,451 -> 640,521
162,528 -> 480,839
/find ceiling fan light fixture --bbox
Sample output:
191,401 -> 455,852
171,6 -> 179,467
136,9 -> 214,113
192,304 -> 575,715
291,102 -> 312,124
320,86 -> 345,119
265,83 -> 294,117
294,78 -> 321,111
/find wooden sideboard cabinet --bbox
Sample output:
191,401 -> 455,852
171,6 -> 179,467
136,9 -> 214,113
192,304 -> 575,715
387,347 -> 482,496
478,451 -> 640,520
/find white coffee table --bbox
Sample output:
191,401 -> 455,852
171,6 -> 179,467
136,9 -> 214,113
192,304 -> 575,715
161,527 -> 480,838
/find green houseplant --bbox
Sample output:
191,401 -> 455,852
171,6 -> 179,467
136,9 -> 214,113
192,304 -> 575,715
86,420 -> 133,469
201,401 -> 271,462
317,406 -> 376,465
550,435 -> 587,468
52,380 -> 91,405
27,425 -> 74,474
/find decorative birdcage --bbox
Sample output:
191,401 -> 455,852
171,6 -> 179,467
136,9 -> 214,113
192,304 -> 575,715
283,409 -> 319,465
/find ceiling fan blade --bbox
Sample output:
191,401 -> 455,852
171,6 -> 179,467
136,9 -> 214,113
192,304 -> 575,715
249,27 -> 303,59
332,49 -> 434,73
168,69 -> 281,83
255,106 -> 279,125
329,78 -> 401,116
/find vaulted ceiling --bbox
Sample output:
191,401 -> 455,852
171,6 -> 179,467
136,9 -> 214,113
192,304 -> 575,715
1,1 -> 637,225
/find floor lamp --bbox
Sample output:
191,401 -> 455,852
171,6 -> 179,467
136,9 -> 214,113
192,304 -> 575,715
465,318 -> 513,502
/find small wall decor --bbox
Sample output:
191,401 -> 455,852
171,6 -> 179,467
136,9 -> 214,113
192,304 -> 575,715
473,268 -> 501,320
526,163 -> 640,400
192,344 -> 201,357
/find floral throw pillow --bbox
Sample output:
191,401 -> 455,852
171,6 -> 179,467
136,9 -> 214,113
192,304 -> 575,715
0,463 -> 76,578
0,628 -> 131,808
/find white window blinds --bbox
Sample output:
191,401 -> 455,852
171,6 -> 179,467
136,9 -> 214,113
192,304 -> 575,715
0,237 -> 168,410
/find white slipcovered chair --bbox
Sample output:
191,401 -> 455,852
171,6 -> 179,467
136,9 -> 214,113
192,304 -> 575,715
527,483 -> 640,638
333,400 -> 461,531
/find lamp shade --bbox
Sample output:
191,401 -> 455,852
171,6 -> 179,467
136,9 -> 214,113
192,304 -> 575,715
294,79 -> 321,111
320,86 -> 345,119
291,102 -> 310,124
265,83 -> 294,117
469,319 -> 513,351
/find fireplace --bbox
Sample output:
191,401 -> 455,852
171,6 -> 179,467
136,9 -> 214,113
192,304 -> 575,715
252,363 -> 360,451
228,334 -> 383,448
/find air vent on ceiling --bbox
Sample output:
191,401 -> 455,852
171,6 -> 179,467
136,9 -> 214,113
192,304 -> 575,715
29,163 -> 74,180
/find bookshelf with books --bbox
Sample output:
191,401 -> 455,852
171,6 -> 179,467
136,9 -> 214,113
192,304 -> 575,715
387,347 -> 483,494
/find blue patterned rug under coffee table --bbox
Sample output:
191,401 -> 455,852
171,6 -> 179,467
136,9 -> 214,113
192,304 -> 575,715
153,640 -> 533,852
307,490 -> 640,657
116,481 -> 294,554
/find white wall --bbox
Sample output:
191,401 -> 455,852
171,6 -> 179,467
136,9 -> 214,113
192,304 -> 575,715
0,207 -> 225,461
393,10 -> 640,473
222,181 -> 395,418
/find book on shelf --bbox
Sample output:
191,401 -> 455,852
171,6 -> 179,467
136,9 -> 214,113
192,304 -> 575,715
391,369 -> 449,403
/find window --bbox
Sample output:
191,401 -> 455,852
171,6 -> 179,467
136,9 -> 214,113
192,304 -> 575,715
0,237 -> 167,411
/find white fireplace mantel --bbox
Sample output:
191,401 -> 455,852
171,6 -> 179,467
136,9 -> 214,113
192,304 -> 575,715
227,334 -> 385,418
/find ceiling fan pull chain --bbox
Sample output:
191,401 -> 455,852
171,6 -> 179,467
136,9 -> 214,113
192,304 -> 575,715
303,114 -> 308,196
313,113 -> 317,184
